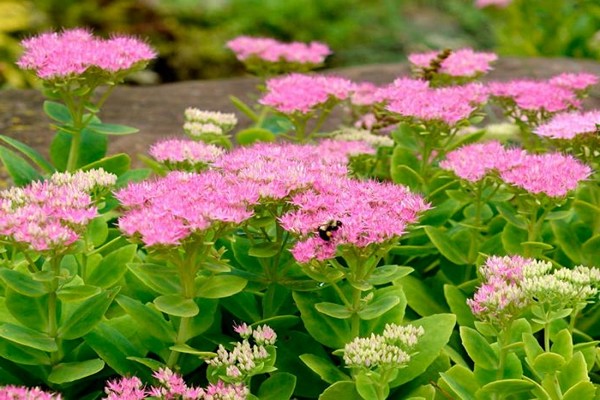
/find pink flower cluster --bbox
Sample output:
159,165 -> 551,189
441,142 -> 591,197
475,0 -> 512,8
380,78 -> 488,125
18,28 -> 156,79
227,36 -> 331,65
534,110 -> 600,140
116,171 -> 259,247
0,386 -> 61,400
0,175 -> 101,251
279,178 -> 429,263
259,73 -> 354,114
149,139 -> 225,166
409,48 -> 498,77
549,73 -> 598,91
104,369 -> 248,400
488,79 -> 581,114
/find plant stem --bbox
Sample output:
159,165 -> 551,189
48,255 -> 62,364
351,287 -> 361,338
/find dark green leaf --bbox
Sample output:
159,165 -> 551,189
247,242 -> 280,258
0,135 -> 55,173
299,354 -> 350,384
257,373 -> 296,400
391,165 -> 424,189
127,262 -> 181,295
5,290 -> 48,331
87,245 -> 137,288
319,381 -> 361,400
368,265 -> 413,285
0,146 -> 42,186
424,226 -> 468,265
58,288 -> 119,340
444,285 -> 475,328
82,153 -> 130,176
400,275 -> 449,317
43,101 -> 72,124
50,128 -> 108,171
0,338 -> 51,365
439,365 -> 478,400
115,295 -> 177,343
87,122 -> 139,135
496,203 -> 528,230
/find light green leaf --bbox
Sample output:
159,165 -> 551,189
154,295 -> 199,318
47,359 -> 105,384
477,379 -> 535,397
439,365 -> 478,400
127,262 -> 181,295
0,146 -> 43,186
533,352 -> 565,375
368,265 -> 413,285
58,288 -> 119,340
0,135 -> 55,173
43,101 -> 72,124
87,122 -> 139,135
195,275 -> 247,299
0,269 -> 47,297
318,381 -> 361,400
257,373 -> 296,400
357,295 -> 400,320
424,226 -> 468,265
236,128 -> 276,145
315,302 -> 352,319
57,285 -> 101,302
300,354 -> 351,384
0,323 -> 57,352
460,326 -> 499,370
116,295 -> 176,343
87,245 -> 137,288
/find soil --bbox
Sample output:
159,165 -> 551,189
0,57 -> 599,174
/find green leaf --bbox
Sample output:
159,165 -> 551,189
86,217 -> 109,248
168,344 -> 215,357
561,381 -> 596,400
582,235 -> 600,265
355,372 -> 380,400
248,242 -> 281,258
357,295 -> 400,320
87,244 -> 137,289
236,128 -> 276,145
58,287 -> 119,340
443,285 -> 475,328
0,146 -> 43,186
116,168 -> 152,188
128,356 -> 165,371
424,226 -> 468,265
47,359 -> 105,384
0,269 -> 47,297
501,223 -> 528,254
520,241 -> 553,250
0,338 -> 51,365
459,326 -> 499,370
50,128 -> 108,171
115,295 -> 177,343
87,122 -> 139,135
523,332 -> 544,362
43,101 -> 72,124
314,302 -> 352,319
57,285 -> 101,302
5,290 -> 48,331
127,262 -> 181,295
439,365 -> 478,400
391,165 -> 424,189
400,275 -> 449,317
551,329 -> 573,360
533,352 -> 565,375
195,275 -> 247,298
82,153 -> 130,176
319,381 -> 361,400
220,292 -> 262,322
558,351 -> 590,391
0,135 -> 55,173
257,372 -> 296,400
477,380 -> 535,397
496,203 -> 528,230
391,314 -> 456,387
368,265 -> 413,285
229,95 -> 258,121
299,354 -> 350,384
154,295 -> 199,318
84,322 -> 149,379
0,323 -> 57,352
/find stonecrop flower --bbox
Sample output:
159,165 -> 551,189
116,171 -> 259,247
0,171 -> 109,251
184,108 -> 238,137
104,376 -> 147,400
227,36 -> 331,65
548,72 -> 598,92
0,385 -> 61,400
499,152 -> 591,197
475,0 -> 512,7
440,141 -> 525,182
259,73 -> 354,114
488,79 -> 580,116
330,128 -> 394,148
468,256 -> 600,325
380,79 -> 488,126
534,110 -> 600,140
343,323 -> 424,369
279,178 -> 429,263
409,48 -> 498,77
18,28 -> 156,80
149,139 -> 225,168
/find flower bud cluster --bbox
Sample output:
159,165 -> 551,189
343,323 -> 424,370
149,139 -> 225,170
184,108 -> 237,138
331,128 -> 394,148
206,324 -> 277,382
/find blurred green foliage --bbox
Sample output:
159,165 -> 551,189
0,0 -> 598,88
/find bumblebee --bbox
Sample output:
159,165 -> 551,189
317,220 -> 343,241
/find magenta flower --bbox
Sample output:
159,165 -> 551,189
116,171 -> 259,247
0,385 -> 61,400
18,28 -> 156,80
259,73 -> 354,114
383,81 -> 488,125
534,110 -> 600,140
475,0 -> 512,7
440,141 -> 525,182
227,36 -> 331,65
499,152 -> 591,197
104,376 -> 147,400
149,139 -> 225,167
549,72 -> 598,91
280,178 -> 429,263
409,48 -> 498,77
488,79 -> 580,114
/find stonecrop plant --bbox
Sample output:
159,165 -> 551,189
0,27 -> 599,400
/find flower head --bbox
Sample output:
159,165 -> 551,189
549,73 -> 598,91
0,385 -> 61,400
184,108 -> 238,136
534,110 -> 600,140
475,0 -> 512,7
227,36 -> 331,65
150,139 -> 225,169
409,48 -> 497,77
18,28 -> 156,80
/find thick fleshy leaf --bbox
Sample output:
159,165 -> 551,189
460,326 -> 499,370
444,285 -> 475,328
0,269 -> 47,297
127,262 -> 181,295
319,381 -> 360,400
558,351 -> 590,391
357,295 -> 400,320
43,101 -> 72,124
315,302 -> 352,319
477,380 -> 535,397
58,288 -> 119,340
50,128 -> 107,171
87,122 -> 139,135
169,344 -> 215,357
0,135 -> 54,173
562,381 -> 596,400
0,146 -> 42,186
236,128 -> 276,145
424,226 -> 468,265
533,352 -> 565,374
355,372 -> 380,400
115,295 -> 176,343
195,275 -> 247,299
47,359 -> 105,384
257,373 -> 296,400
368,265 -> 413,285
5,290 -> 48,331
0,323 -> 57,352
299,354 -> 351,384
248,242 -> 281,258
400,275 -> 449,317
0,339 -> 51,365
82,153 -> 130,176
154,295 -> 199,318
86,217 -> 109,248
57,285 -> 101,302
87,245 -> 137,288
439,365 -> 478,400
